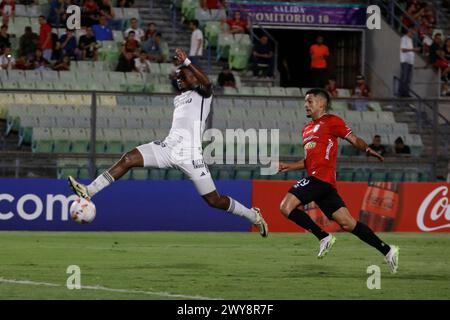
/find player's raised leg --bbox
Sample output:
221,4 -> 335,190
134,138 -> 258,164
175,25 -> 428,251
280,193 -> 336,258
202,190 -> 268,237
68,148 -> 144,199
331,207 -> 399,273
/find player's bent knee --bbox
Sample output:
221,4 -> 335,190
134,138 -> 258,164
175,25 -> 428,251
279,202 -> 291,218
120,152 -> 138,169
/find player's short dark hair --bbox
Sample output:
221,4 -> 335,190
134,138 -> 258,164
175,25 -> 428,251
191,20 -> 200,28
305,88 -> 331,110
374,135 -> 381,139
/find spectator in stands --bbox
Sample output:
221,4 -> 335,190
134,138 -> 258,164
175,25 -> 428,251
394,137 -> 411,155
82,0 -> 99,27
310,36 -> 329,88
401,0 -> 424,31
56,29 -> 80,60
0,0 -> 15,26
189,20 -> 203,66
201,0 -> 224,10
142,32 -> 166,63
14,55 -> 30,70
369,135 -> 387,157
19,26 -> 39,60
53,53 -> 71,71
98,0 -> 120,30
352,75 -> 371,111
125,17 -> 145,42
429,33 -> 450,82
78,26 -> 99,61
251,35 -> 274,79
0,46 -> 15,70
122,30 -> 139,54
30,48 -> 50,70
325,78 -> 338,97
92,15 -> 113,41
217,64 -> 236,88
0,24 -> 11,54
48,0 -> 68,27
134,50 -> 151,74
399,28 -> 420,97
118,0 -> 134,8
115,50 -> 135,72
39,16 -> 53,61
144,22 -> 157,40
223,11 -> 248,34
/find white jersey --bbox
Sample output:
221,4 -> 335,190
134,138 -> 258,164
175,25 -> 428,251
165,88 -> 212,151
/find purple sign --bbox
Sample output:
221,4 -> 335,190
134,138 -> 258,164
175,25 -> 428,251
227,1 -> 367,28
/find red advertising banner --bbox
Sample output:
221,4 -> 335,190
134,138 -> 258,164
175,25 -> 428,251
252,181 -> 450,233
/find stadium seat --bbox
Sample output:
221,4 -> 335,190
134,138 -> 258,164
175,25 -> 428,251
285,87 -> 302,97
132,168 -> 149,180
235,168 -> 252,180
217,32 -> 234,60
228,44 -> 250,70
237,87 -> 255,95
52,128 -> 71,153
386,171 -> 404,182
370,170 -> 387,182
204,21 -> 221,47
353,169 -> 370,181
32,128 -> 53,153
166,169 -> 184,180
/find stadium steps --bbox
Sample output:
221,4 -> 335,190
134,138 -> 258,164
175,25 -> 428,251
0,119 -> 28,151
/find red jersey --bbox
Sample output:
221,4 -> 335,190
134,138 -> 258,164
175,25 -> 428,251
302,114 -> 352,188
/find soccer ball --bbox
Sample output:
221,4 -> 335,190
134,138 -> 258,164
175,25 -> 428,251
70,197 -> 96,224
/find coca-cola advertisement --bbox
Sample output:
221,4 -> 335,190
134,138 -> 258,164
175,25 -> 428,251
252,181 -> 450,233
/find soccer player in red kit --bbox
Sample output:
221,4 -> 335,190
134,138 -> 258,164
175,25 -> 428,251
278,88 -> 399,273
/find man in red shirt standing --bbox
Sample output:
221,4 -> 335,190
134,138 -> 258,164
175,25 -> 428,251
278,88 -> 399,274
39,15 -> 53,61
310,36 -> 329,88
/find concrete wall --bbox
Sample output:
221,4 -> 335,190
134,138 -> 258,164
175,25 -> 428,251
366,19 -> 438,98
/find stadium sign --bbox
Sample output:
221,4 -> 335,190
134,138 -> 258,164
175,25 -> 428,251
417,186 -> 450,232
227,1 -> 367,28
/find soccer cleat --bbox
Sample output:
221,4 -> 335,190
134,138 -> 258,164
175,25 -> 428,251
252,207 -> 268,238
68,176 -> 90,200
317,234 -> 336,259
385,245 -> 399,274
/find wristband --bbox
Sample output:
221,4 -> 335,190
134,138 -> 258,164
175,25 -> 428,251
182,58 -> 191,67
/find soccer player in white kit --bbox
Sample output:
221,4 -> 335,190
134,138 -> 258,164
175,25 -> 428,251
68,48 -> 269,237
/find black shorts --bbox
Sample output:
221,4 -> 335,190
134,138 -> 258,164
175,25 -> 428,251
288,176 -> 346,220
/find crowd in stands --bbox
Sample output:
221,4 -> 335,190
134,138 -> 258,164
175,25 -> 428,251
369,135 -> 411,157
0,0 -> 173,75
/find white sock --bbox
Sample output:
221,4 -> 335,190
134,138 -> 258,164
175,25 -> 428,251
226,197 -> 257,223
86,171 -> 115,197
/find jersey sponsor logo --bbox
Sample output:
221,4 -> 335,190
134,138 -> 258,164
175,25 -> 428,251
303,135 -> 319,143
313,124 -> 321,133
304,141 -> 317,150
192,159 -> 205,169
417,186 -> 450,231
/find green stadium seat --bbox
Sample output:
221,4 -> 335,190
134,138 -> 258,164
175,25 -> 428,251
52,128 -> 71,153
228,44 -> 250,70
31,128 -> 53,153
403,171 -> 420,182
149,168 -> 166,180
353,169 -> 370,182
387,171 -> 404,182
131,168 -> 148,180
337,169 -> 354,181
204,21 -> 221,47
218,169 -> 234,180
235,168 -> 252,180
285,87 -> 302,97
166,169 -> 184,180
370,171 -> 387,182
57,159 -> 80,179
217,32 -> 234,60
237,87 -> 254,95
269,87 -> 287,96
223,87 -> 238,95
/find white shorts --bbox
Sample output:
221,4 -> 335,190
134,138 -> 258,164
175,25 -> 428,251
136,140 -> 216,196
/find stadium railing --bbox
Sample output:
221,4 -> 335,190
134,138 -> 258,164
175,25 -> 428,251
1,87 -> 448,181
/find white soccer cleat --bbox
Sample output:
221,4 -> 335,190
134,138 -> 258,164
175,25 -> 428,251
68,176 -> 90,200
252,207 -> 268,238
317,234 -> 336,259
385,245 -> 399,274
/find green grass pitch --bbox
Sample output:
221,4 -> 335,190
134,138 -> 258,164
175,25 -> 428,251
0,232 -> 449,300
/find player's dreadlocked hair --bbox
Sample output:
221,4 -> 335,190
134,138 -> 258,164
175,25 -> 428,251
305,88 -> 331,111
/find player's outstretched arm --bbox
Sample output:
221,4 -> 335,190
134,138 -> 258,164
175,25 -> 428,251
345,133 -> 384,162
175,47 -> 211,88
279,160 -> 306,173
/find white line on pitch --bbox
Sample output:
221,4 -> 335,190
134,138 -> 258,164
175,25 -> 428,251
0,278 -> 221,300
